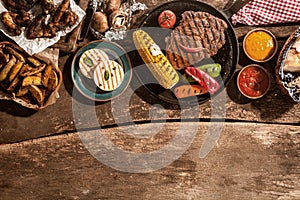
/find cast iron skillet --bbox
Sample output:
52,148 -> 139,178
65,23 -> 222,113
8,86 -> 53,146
133,0 -> 251,105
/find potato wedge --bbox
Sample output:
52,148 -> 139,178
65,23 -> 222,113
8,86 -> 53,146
8,60 -> 24,82
5,46 -> 25,62
28,85 -> 44,106
0,55 -> 16,82
36,72 -> 42,78
22,76 -> 42,86
19,96 -> 31,104
15,87 -> 29,97
3,53 -> 9,63
42,64 -> 52,87
47,70 -> 58,91
0,51 -> 9,66
20,63 -> 46,77
27,57 -> 41,67
7,76 -> 20,91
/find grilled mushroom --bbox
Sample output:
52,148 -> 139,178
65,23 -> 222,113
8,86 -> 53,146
109,10 -> 128,29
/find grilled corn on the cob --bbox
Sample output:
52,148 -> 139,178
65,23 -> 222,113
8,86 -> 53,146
133,30 -> 179,89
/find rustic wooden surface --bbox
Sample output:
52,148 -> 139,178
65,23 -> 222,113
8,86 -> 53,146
0,123 -> 299,200
0,0 -> 299,199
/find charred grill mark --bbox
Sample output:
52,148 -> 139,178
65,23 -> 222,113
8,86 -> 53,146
165,39 -> 175,68
190,16 -> 209,59
162,60 -> 168,70
177,26 -> 195,65
171,73 -> 177,81
192,12 -> 210,57
108,62 -> 114,90
178,39 -> 191,67
205,13 -> 218,55
212,17 -> 223,49
144,38 -> 150,47
117,62 -> 123,83
166,36 -> 175,68
142,32 -> 148,45
194,18 -> 210,59
165,50 -> 175,69
187,87 -> 191,95
165,11 -> 228,70
173,30 -> 189,68
188,11 -> 205,61
182,13 -> 202,64
200,13 -> 216,56
217,19 -> 227,46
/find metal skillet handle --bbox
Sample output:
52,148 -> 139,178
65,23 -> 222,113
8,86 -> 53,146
222,0 -> 252,19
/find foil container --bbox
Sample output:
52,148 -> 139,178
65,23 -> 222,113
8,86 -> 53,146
90,0 -> 147,41
0,0 -> 85,55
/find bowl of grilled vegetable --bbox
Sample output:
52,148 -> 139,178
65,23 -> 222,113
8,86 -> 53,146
0,42 -> 62,110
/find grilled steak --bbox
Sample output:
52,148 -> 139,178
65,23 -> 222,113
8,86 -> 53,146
165,11 -> 228,70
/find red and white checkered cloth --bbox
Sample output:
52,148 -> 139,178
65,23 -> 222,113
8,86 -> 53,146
231,0 -> 300,26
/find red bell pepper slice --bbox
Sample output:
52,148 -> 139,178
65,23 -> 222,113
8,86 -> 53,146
185,66 -> 221,95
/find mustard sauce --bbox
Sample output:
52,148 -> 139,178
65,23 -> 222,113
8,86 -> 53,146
245,30 -> 275,61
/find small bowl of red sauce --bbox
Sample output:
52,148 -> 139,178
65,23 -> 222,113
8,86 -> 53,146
243,28 -> 278,62
237,64 -> 271,99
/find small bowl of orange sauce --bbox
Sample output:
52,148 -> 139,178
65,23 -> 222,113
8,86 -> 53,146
237,64 -> 271,99
243,28 -> 278,62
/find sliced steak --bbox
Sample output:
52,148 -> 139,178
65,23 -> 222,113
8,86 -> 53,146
165,11 -> 228,70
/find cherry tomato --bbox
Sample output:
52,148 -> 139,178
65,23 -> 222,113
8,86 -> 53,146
158,10 -> 176,29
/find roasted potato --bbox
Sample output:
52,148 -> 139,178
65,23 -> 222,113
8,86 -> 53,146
27,57 -> 42,67
8,60 -> 24,82
5,46 -> 25,62
0,55 -> 16,82
0,50 -> 9,66
47,70 -> 58,91
15,87 -> 29,97
42,64 -> 52,87
28,85 -> 44,106
0,42 -> 62,109
22,75 -> 42,86
7,76 -> 20,91
20,64 -> 46,76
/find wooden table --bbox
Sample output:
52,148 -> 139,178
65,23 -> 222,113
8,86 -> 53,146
0,0 -> 299,199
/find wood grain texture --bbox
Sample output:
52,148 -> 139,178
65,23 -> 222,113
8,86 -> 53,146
0,122 -> 299,200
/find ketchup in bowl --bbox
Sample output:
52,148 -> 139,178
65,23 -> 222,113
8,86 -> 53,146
237,65 -> 270,99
